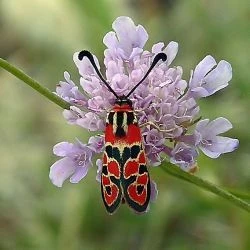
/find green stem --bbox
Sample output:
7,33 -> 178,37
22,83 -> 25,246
226,188 -> 250,201
162,163 -> 250,213
0,58 -> 70,109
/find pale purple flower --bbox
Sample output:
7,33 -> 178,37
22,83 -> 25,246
150,181 -> 158,202
103,16 -> 148,60
50,16 -> 238,210
63,107 -> 105,131
76,112 -> 105,131
73,51 -> 100,77
189,55 -> 232,98
143,129 -> 166,166
56,71 -> 87,106
95,159 -> 102,183
152,41 -> 178,66
195,118 -> 239,158
50,139 -> 93,187
88,136 -> 104,154
170,143 -> 199,172
50,136 -> 103,187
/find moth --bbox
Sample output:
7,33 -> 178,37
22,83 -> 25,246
78,51 -> 166,214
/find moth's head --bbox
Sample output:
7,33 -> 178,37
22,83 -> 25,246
114,95 -> 133,107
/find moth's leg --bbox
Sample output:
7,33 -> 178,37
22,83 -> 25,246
139,121 -> 175,133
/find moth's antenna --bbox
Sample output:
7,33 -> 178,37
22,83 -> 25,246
126,53 -> 167,98
78,50 -> 119,99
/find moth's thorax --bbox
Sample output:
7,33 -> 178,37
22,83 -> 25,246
106,98 -> 138,139
113,103 -> 133,112
113,97 -> 133,112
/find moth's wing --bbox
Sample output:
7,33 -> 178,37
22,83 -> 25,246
101,147 -> 123,214
121,144 -> 151,213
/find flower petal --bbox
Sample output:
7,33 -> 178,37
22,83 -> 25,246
136,24 -> 149,48
49,157 -> 75,187
150,180 -> 158,202
200,136 -> 239,158
113,16 -> 148,47
53,142 -> 74,157
70,166 -> 90,183
190,86 -> 210,98
110,16 -> 148,58
170,142 -> 198,171
96,159 -> 102,183
204,117 -> 233,136
103,31 -> 118,48
191,55 -> 217,86
63,106 -> 86,125
129,48 -> 143,60
76,112 -> 105,131
199,146 -> 221,158
152,42 -> 165,54
212,136 -> 239,154
203,60 -> 232,95
164,41 -> 178,66
195,119 -> 210,132
196,117 -> 238,158
88,136 -> 104,153
73,51 -> 100,77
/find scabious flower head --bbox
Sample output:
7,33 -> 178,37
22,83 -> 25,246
50,16 -> 239,209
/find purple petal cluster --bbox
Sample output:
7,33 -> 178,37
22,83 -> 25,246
195,117 -> 238,158
49,136 -> 103,187
50,16 -> 239,203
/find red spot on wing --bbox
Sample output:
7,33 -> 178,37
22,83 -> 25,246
107,161 -> 120,178
104,185 -> 119,206
124,160 -> 139,178
127,184 -> 147,205
102,175 -> 110,186
103,153 -> 108,165
137,173 -> 148,186
139,152 -> 146,164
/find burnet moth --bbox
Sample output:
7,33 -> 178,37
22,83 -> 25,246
78,50 -> 167,214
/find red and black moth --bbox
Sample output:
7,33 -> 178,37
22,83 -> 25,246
78,51 -> 167,214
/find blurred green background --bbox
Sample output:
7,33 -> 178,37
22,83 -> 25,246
0,0 -> 249,249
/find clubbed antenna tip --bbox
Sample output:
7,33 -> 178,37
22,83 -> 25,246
78,50 -> 91,61
155,52 -> 167,63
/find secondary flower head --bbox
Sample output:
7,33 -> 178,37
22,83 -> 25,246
50,16 -> 238,211
50,136 -> 103,187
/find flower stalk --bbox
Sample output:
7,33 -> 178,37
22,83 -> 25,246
161,163 -> 250,213
0,58 -> 70,110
